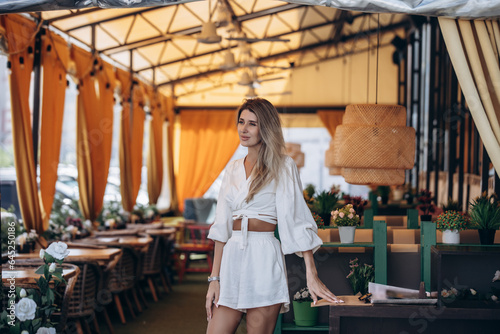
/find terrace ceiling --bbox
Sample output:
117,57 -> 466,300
32,0 -> 412,98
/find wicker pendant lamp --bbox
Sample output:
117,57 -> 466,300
332,104 -> 415,185
286,142 -> 305,169
324,140 -> 342,175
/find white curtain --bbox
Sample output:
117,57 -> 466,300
439,18 -> 500,177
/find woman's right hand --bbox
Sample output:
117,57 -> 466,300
205,281 -> 220,321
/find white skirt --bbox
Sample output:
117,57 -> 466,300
218,231 -> 290,313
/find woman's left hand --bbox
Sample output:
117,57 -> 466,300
306,273 -> 343,304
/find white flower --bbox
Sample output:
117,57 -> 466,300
84,220 -> 93,230
45,242 -> 70,260
15,297 -> 37,321
339,212 -> 345,218
441,289 -> 450,298
301,291 -> 309,299
28,229 -> 38,240
349,208 -> 355,213
49,263 -> 56,273
36,327 -> 56,334
39,249 -> 45,259
493,270 -> 500,282
294,292 -> 301,300
65,225 -> 77,232
348,213 -> 354,219
450,287 -> 458,296
105,219 -> 116,228
470,289 -> 476,296
20,289 -> 27,298
492,295 -> 498,302
16,233 -> 27,246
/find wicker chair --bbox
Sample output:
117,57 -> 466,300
107,246 -> 141,324
141,234 -> 167,302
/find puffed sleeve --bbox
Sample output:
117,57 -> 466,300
208,161 -> 235,243
276,156 -> 323,257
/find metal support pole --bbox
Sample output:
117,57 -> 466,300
32,26 -> 43,168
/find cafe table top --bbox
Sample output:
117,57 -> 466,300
2,265 -> 79,285
75,235 -> 154,252
14,247 -> 122,266
144,227 -> 177,236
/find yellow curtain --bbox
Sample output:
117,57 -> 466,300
3,15 -> 42,232
39,31 -> 69,229
439,18 -> 500,177
176,110 -> 239,212
73,46 -> 114,220
117,69 -> 144,212
317,110 -> 345,137
146,88 -> 163,204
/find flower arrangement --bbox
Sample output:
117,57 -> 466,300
293,287 -> 313,303
97,200 -> 129,229
0,242 -> 70,333
435,210 -> 469,231
311,212 -> 325,229
439,270 -> 500,304
16,229 -> 38,253
417,189 -> 436,216
332,204 -> 360,227
346,258 -> 374,295
45,194 -> 90,241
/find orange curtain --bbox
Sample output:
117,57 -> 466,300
146,88 -> 163,204
73,46 -> 114,221
176,110 -> 240,212
39,31 -> 69,229
3,15 -> 42,232
317,110 -> 345,137
117,69 -> 144,212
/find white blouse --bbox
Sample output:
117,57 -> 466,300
208,156 -> 323,257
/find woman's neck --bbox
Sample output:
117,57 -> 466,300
246,144 -> 260,164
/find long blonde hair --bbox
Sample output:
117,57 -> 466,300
237,98 -> 287,202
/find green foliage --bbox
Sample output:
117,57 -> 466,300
346,258 -> 374,295
312,190 -> 340,216
376,186 -> 391,197
468,193 -> 500,230
442,198 -> 461,212
436,210 -> 469,231
311,212 -> 325,229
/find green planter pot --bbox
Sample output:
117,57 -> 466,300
292,300 -> 319,327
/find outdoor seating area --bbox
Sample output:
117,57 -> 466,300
2,1 -> 500,334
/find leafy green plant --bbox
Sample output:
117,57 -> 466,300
346,258 -> 374,295
468,193 -> 500,230
311,212 -> 325,229
436,210 -> 469,231
442,198 -> 461,212
312,189 -> 340,217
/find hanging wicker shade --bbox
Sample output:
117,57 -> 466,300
333,104 -> 415,185
286,142 -> 305,168
325,140 -> 342,175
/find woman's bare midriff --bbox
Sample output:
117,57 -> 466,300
233,218 -> 276,232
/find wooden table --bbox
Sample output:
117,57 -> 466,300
2,265 -> 79,285
14,247 -> 122,267
316,296 -> 500,334
75,235 -> 154,253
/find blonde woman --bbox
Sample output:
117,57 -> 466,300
206,98 -> 340,334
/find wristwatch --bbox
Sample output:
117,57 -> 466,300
207,276 -> 220,283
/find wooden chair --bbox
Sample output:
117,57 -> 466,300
175,223 -> 214,283
141,234 -> 168,302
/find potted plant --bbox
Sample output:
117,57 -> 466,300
435,210 -> 469,244
332,204 -> 361,243
292,287 -> 319,327
346,258 -> 375,295
417,189 -> 436,222
311,186 -> 340,226
468,193 -> 500,245
343,195 -> 368,218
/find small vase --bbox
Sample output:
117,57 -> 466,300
442,229 -> 460,244
292,301 -> 319,327
338,226 -> 356,244
478,229 -> 496,245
